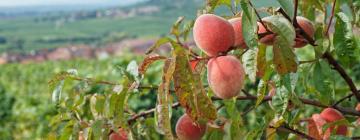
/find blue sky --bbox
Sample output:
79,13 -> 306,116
0,0 -> 145,7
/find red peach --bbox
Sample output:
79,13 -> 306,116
257,21 -> 275,46
257,16 -> 315,48
207,55 -> 245,99
175,114 -> 207,140
229,17 -> 247,49
193,14 -> 235,56
293,16 -> 315,48
109,128 -> 128,140
308,114 -> 327,140
320,108 -> 347,137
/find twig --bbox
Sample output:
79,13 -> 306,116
325,0 -> 337,37
322,52 -> 360,102
270,125 -> 315,140
276,8 -> 317,46
293,0 -> 299,25
299,60 -> 317,64
70,76 -> 118,86
333,93 -> 355,107
249,1 -> 272,33
128,102 -> 181,124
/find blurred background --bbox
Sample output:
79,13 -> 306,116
0,0 -> 283,139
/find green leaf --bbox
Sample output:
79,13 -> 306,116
256,80 -> 268,107
59,120 -> 74,140
241,0 -> 258,48
90,94 -> 106,119
171,16 -> 185,37
242,49 -> 257,82
271,86 -> 289,116
91,120 -> 103,140
126,60 -> 139,80
256,44 -> 267,78
155,58 -> 176,139
52,80 -> 64,105
224,100 -> 243,139
312,61 -> 332,104
110,78 -> 131,128
146,37 -> 174,54
138,54 -> 167,75
262,16 -> 297,75
334,12 -> 357,67
276,0 -> 294,19
172,44 -> 217,121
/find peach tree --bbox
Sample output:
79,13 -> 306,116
49,0 -> 360,139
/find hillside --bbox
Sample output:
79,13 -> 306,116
0,0 -> 202,54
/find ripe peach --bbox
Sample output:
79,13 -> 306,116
228,17 -> 247,49
193,14 -> 235,56
207,55 -> 245,99
308,114 -> 327,140
320,108 -> 347,137
257,16 -> 314,48
257,21 -> 275,46
293,16 -> 315,48
109,128 -> 128,140
175,114 -> 206,140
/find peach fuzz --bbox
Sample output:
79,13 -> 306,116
175,114 -> 207,140
320,108 -> 347,138
207,55 -> 245,99
193,14 -> 235,56
257,16 -> 315,48
228,17 -> 247,49
109,128 -> 128,140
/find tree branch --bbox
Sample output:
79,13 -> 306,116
325,0 -> 337,37
276,8 -> 317,46
249,1 -> 272,33
270,125 -> 315,140
128,102 -> 181,124
322,52 -> 360,102
293,0 -> 299,25
127,90 -> 360,124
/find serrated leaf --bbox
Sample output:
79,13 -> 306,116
139,55 -> 166,75
90,94 -> 106,119
277,0 -> 294,19
334,12 -> 357,67
172,44 -> 216,121
241,0 -> 258,48
256,80 -> 268,107
262,15 -> 297,75
224,100 -> 242,139
126,60 -> 140,81
155,58 -> 176,139
52,80 -> 64,105
182,20 -> 194,42
110,78 -> 131,128
146,37 -> 174,54
271,86 -> 289,116
312,61 -> 332,104
171,16 -> 185,37
59,120 -> 74,140
91,120 -> 103,140
256,44 -> 267,78
242,49 -> 257,82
